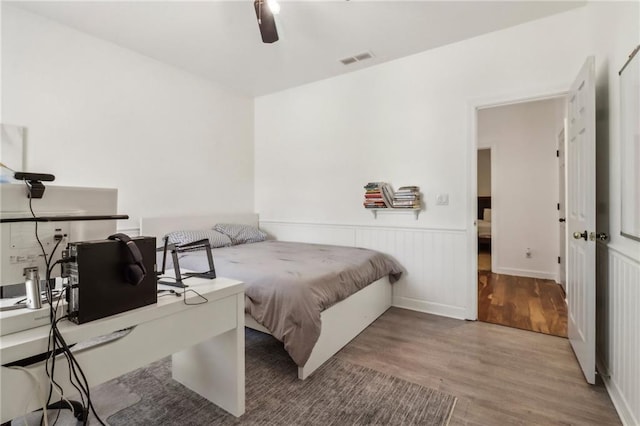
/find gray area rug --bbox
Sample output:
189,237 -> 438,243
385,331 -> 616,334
102,329 -> 456,425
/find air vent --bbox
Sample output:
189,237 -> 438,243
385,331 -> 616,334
354,52 -> 373,61
339,51 -> 374,66
340,57 -> 358,65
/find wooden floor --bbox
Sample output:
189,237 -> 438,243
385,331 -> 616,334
478,270 -> 568,337
337,308 -> 620,425
478,252 -> 491,271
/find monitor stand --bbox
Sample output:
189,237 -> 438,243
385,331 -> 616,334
157,250 -> 188,288
184,270 -> 216,280
183,245 -> 216,280
157,239 -> 216,286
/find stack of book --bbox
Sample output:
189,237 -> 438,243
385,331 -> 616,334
363,182 -> 393,208
392,186 -> 420,209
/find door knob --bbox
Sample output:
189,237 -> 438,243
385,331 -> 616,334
590,232 -> 608,241
559,218 -> 566,223
573,230 -> 588,241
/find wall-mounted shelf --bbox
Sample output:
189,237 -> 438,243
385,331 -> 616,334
367,208 -> 420,220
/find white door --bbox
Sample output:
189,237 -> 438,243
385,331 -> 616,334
558,128 -> 567,292
566,56 -> 596,384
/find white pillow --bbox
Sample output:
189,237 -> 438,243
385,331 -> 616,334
483,208 -> 492,222
165,229 -> 232,248
213,223 -> 267,245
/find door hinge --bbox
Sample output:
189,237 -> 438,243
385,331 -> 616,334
556,150 -> 559,157
558,256 -> 561,264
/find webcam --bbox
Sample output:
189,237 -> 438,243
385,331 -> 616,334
14,172 -> 56,199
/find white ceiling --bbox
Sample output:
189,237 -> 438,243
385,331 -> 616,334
8,1 -> 584,97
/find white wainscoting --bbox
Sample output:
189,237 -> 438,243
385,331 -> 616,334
260,221 -> 469,320
596,243 -> 640,426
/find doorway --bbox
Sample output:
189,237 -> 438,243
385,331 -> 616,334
477,148 -> 492,272
475,97 -> 568,338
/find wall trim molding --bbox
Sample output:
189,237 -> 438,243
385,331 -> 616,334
260,219 -> 466,234
492,266 -> 558,281
602,242 -> 640,265
393,296 -> 467,320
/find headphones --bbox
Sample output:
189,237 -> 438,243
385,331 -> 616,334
108,233 -> 147,285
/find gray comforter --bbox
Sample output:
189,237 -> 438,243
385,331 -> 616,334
173,240 -> 403,367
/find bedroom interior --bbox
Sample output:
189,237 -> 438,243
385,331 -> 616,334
1,1 -> 639,425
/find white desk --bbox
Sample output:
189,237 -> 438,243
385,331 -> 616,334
0,275 -> 245,423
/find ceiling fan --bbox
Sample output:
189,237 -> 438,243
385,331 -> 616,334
254,0 -> 280,44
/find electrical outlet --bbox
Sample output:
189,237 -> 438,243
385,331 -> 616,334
436,193 -> 449,206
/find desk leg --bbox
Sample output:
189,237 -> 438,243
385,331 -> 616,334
171,294 -> 245,417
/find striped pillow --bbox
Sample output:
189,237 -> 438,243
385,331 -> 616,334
213,223 -> 267,245
165,229 -> 232,248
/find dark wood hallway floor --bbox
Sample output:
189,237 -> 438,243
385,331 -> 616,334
478,270 -> 568,337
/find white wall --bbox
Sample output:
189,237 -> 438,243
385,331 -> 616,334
478,98 -> 565,280
255,7 -> 589,318
1,6 -> 255,231
477,149 -> 491,197
585,2 -> 640,425
255,8 -> 588,229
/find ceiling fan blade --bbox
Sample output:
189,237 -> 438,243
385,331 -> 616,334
254,0 -> 279,44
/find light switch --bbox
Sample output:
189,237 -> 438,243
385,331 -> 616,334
436,193 -> 449,206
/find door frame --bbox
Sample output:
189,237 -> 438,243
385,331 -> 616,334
466,88 -> 569,320
557,124 -> 568,291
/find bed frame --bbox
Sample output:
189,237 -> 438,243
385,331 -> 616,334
140,214 -> 392,379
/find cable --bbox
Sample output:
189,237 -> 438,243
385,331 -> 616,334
180,280 -> 208,305
157,289 -> 182,298
25,186 -> 106,426
47,256 -> 65,279
51,322 -> 106,425
26,182 -> 49,272
13,290 -> 61,306
8,366 -> 49,426
25,183 -> 67,418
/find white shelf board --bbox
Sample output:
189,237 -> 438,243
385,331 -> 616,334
367,208 -> 421,220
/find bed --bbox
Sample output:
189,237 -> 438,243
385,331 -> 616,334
140,214 -> 403,379
478,196 -> 492,250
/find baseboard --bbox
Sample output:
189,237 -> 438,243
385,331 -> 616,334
492,266 -> 557,280
393,296 -> 466,320
597,356 -> 637,426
